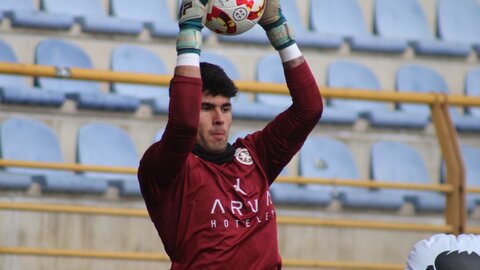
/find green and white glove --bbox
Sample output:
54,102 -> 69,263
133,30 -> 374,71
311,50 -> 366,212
177,0 -> 209,55
258,0 -> 296,51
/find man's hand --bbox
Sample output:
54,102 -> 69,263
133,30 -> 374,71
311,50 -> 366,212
258,0 -> 295,51
176,0 -> 209,55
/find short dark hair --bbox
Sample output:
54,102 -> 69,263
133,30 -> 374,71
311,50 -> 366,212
200,62 -> 238,98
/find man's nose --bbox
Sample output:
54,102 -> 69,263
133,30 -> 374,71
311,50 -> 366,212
212,109 -> 225,125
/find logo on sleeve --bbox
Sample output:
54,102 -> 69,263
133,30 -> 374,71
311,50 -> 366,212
235,148 -> 253,165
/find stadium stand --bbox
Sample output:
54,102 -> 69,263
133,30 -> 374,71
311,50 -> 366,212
35,38 -> 140,112
77,122 -> 140,196
371,141 -> 445,212
110,0 -> 178,38
441,144 -> 480,212
281,0 -> 342,49
0,38 -> 65,107
327,60 -> 429,129
461,144 -> 480,211
437,0 -> 480,55
270,136 -> 334,206
309,0 -> 407,53
396,64 -> 480,132
256,54 -> 357,124
374,0 -> 470,57
42,0 -> 143,35
111,44 -> 169,114
0,0 -> 74,30
0,117 -> 108,194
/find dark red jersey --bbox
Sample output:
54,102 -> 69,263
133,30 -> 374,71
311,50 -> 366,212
138,61 -> 322,270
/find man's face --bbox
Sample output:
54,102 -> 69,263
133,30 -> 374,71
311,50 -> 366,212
196,92 -> 232,154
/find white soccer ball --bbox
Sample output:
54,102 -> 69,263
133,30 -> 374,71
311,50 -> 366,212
204,0 -> 265,35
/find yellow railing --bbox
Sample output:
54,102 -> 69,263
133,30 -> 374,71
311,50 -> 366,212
1,62 -> 480,269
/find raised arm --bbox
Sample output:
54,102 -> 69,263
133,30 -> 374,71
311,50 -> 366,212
245,1 -> 323,181
138,0 -> 208,193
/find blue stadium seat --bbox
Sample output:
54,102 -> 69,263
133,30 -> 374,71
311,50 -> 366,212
269,136 -> 331,206
0,117 -> 108,194
310,0 -> 407,53
397,64 -> 480,132
327,60 -> 429,129
110,0 -> 177,38
36,39 -> 140,112
280,0 -> 342,49
111,44 -> 169,114
465,67 -> 480,118
371,141 -> 445,212
256,54 -> 290,109
0,0 -> 74,29
437,0 -> 480,55
374,0 -> 470,57
0,39 -> 65,107
77,123 -> 140,196
42,0 -> 143,35
303,137 -> 404,210
461,144 -> 480,210
441,144 -> 480,212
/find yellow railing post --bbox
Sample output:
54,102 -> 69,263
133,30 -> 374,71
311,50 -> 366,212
430,94 -> 465,234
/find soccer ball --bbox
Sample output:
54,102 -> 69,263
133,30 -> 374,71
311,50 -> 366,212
204,0 -> 265,36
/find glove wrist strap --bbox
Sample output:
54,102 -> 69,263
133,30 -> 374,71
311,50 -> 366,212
265,22 -> 296,51
176,28 -> 203,55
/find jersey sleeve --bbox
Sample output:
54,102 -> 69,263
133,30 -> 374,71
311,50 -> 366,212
138,75 -> 202,199
243,61 -> 323,184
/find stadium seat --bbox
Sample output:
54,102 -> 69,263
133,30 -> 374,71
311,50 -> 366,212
327,60 -> 428,128
371,141 -> 445,212
280,0 -> 342,49
77,123 -> 140,196
309,0 -> 407,53
0,0 -> 74,29
42,0 -> 143,35
0,39 -> 65,107
397,64 -> 480,132
465,67 -> 480,118
110,0 -> 177,38
35,39 -> 140,112
461,145 -> 480,210
304,137 -> 404,210
374,0 -> 470,57
269,136 -> 331,206
0,117 -> 108,194
437,0 -> 480,55
441,144 -> 480,212
111,44 -> 169,114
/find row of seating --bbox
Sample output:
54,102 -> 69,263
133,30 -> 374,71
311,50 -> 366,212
1,116 -> 479,213
268,135 -> 480,213
1,38 -> 479,131
1,0 -> 480,57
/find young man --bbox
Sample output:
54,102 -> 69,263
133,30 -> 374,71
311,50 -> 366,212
138,0 -> 323,268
